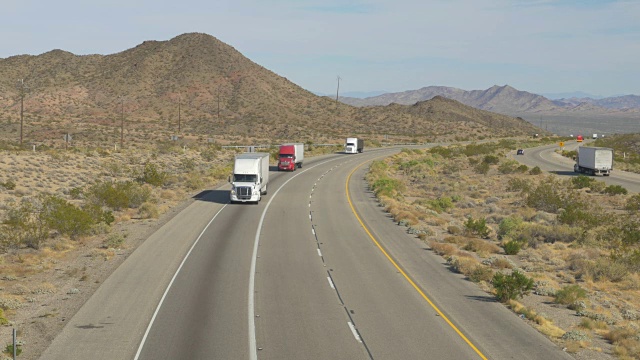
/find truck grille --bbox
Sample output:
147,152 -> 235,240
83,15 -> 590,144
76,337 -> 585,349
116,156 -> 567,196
237,186 -> 252,199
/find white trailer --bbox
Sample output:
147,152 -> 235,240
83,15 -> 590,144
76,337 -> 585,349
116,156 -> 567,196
230,152 -> 270,203
345,137 -> 363,154
574,146 -> 613,176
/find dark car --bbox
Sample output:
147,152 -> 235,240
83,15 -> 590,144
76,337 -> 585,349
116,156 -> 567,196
516,149 -> 524,155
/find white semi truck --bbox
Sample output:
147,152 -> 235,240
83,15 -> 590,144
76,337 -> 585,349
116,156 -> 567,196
345,137 -> 363,154
574,146 -> 613,176
229,152 -> 270,203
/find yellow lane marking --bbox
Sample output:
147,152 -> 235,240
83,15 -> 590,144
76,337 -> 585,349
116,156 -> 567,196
346,160 -> 488,360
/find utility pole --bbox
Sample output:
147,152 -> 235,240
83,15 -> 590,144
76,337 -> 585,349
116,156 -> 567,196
120,97 -> 125,149
17,79 -> 28,146
335,75 -> 341,110
178,95 -> 181,133
217,85 -> 221,121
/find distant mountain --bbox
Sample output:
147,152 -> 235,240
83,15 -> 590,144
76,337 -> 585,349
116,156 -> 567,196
554,95 -> 640,110
542,91 -> 604,100
339,85 -> 640,115
340,85 -> 561,113
0,33 -> 542,147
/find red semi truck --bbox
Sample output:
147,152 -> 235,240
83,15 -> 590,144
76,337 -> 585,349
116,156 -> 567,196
278,143 -> 304,171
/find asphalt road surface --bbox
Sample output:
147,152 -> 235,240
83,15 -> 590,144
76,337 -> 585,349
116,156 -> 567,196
42,147 -> 573,360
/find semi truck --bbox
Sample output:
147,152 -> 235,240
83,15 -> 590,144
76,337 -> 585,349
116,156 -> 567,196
229,152 -> 270,203
345,137 -> 363,154
574,146 -> 613,176
278,143 -> 304,171
576,135 -> 584,142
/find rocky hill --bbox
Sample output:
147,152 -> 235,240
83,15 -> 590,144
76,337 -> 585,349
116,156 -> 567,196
0,33 -> 543,148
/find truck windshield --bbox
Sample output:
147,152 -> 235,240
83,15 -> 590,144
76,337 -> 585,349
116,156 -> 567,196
233,174 -> 257,183
346,143 -> 354,146
279,154 -> 294,159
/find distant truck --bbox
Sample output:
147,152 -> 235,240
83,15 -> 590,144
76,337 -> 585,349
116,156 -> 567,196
345,137 -> 363,154
229,152 -> 270,203
592,134 -> 598,139
278,143 -> 304,171
574,146 -> 613,176
576,135 -> 584,142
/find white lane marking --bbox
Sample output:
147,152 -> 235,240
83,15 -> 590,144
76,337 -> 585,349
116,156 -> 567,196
348,322 -> 362,343
317,249 -> 322,257
249,157 -> 347,360
134,203 -> 228,360
312,227 -> 315,236
327,276 -> 335,289
309,213 -> 312,220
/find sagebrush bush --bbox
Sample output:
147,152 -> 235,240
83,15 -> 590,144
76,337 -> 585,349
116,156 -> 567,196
498,216 -> 523,239
428,196 -> 453,213
555,284 -> 587,305
41,195 -> 94,239
503,240 -> 522,255
464,216 -> 490,238
492,270 -> 535,302
525,182 -> 566,213
529,166 -> 542,175
625,194 -> 640,212
507,178 -> 530,192
135,163 -> 167,186
371,177 -> 404,198
572,175 -> 595,189
468,265 -> 494,283
604,185 -> 628,195
87,181 -> 151,210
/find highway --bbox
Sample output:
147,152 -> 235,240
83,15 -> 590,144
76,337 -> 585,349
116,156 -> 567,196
42,147 -> 572,360
511,140 -> 640,193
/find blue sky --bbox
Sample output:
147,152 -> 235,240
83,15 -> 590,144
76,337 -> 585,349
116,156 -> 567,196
2,0 -> 639,97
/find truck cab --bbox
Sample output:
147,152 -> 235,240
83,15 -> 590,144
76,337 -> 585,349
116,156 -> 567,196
230,153 -> 269,203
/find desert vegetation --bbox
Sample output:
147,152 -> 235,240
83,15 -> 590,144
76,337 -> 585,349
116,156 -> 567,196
366,141 -> 640,359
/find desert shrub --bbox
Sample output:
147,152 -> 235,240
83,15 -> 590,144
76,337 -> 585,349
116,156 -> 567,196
448,256 -> 478,276
428,196 -> 453,213
138,202 -> 159,219
102,233 -> 125,249
558,202 -> 598,228
87,181 -> 151,210
464,216 -> 490,238
529,166 -> 542,175
503,240 -> 522,255
468,265 -> 494,283
1,199 -> 49,250
429,241 -> 458,257
517,164 -> 528,173
0,308 -> 8,325
447,225 -> 462,235
0,180 -> 16,190
473,162 -> 490,175
463,238 -> 501,255
41,195 -> 94,239
587,258 -> 628,282
82,203 -> 114,226
507,178 -> 530,192
572,175 -> 595,189
371,177 -> 404,198
498,160 -> 520,174
69,186 -> 84,199
135,163 -> 167,186
625,194 -> 640,212
185,171 -> 205,190
4,344 -> 22,356
498,216 -> 523,239
604,185 -> 628,195
429,146 -> 455,158
483,155 -> 500,165
526,182 -> 565,213
492,269 -> 535,302
555,284 -> 587,305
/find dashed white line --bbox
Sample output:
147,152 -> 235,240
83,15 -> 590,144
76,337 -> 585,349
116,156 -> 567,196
348,322 -> 362,343
317,249 -> 322,257
327,276 -> 335,289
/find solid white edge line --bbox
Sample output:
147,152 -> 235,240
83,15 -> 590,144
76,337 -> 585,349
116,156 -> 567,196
134,203 -> 228,360
327,276 -> 335,289
249,157 -> 339,360
348,322 -> 362,343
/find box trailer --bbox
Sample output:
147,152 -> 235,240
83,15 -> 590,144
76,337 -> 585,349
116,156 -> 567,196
229,152 -> 270,203
574,146 -> 613,176
345,137 -> 363,154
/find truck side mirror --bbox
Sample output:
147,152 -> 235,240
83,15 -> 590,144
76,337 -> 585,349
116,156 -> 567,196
228,175 -> 231,183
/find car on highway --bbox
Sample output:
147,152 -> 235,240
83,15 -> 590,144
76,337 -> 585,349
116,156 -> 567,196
517,149 -> 524,155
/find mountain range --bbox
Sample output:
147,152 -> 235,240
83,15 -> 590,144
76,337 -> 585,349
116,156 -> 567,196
338,85 -> 640,114
0,33 -> 542,148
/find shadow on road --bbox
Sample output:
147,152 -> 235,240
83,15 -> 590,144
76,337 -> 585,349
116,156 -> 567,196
192,190 -> 230,204
465,295 -> 498,303
551,170 -> 579,177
